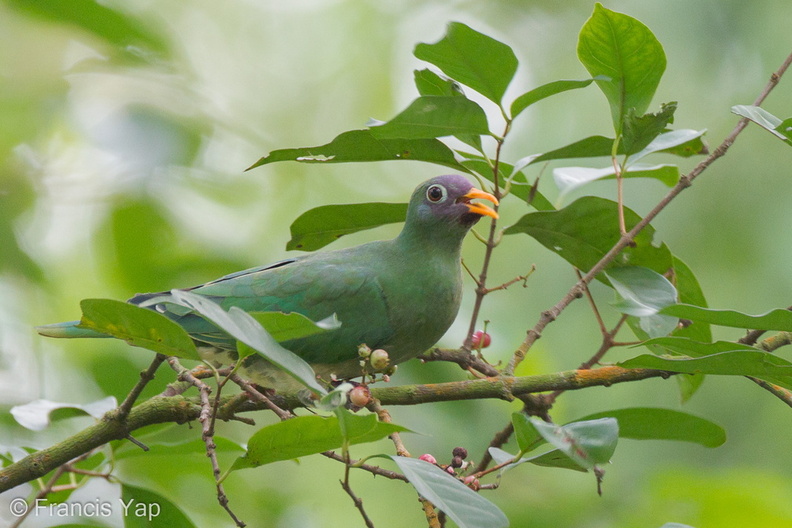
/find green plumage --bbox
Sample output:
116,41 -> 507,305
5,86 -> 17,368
37,175 -> 498,389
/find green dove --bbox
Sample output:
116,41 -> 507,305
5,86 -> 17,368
37,175 -> 498,389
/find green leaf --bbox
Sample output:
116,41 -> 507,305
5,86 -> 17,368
115,433 -> 243,460
11,396 -> 117,431
578,4 -> 666,133
286,202 -> 408,251
627,257 -> 714,403
524,449 -> 589,472
619,351 -> 792,389
621,102 -> 677,155
512,412 -> 543,454
487,446 -> 526,471
731,105 -> 792,145
640,337 -> 756,358
527,135 -> 616,165
458,154 -> 554,211
169,290 -> 326,394
553,163 -> 679,199
79,299 -> 200,359
316,383 -> 355,412
389,456 -> 509,528
510,78 -> 599,118
489,445 -> 589,473
6,0 -> 169,64
777,117 -> 792,142
369,96 -> 490,139
660,304 -> 792,332
413,69 -> 464,97
606,266 -> 678,338
230,411 -> 408,470
632,129 -> 708,161
669,256 -> 711,341
246,129 -> 468,172
248,312 -> 341,343
504,196 -> 672,275
414,21 -> 517,104
576,408 -> 726,447
529,417 -> 619,470
411,72 -> 485,152
637,257 -> 711,401
121,483 -> 197,528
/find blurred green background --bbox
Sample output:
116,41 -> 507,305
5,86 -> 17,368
1,1 -> 791,527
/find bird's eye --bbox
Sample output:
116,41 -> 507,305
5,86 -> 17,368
426,184 -> 447,203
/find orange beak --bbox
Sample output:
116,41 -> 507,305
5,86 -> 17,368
460,187 -> 499,219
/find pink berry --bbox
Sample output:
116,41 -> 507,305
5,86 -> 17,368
463,476 -> 480,490
348,385 -> 371,407
471,331 -> 491,348
418,453 -> 437,465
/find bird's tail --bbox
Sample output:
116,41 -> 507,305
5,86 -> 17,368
36,321 -> 110,339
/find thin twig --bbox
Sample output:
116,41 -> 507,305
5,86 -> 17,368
544,314 -> 629,406
168,358 -> 246,527
464,121 -> 510,349
577,268 -> 608,335
504,49 -> 792,376
229,373 -> 293,420
474,421 -> 514,473
340,476 -> 376,528
370,400 -> 410,457
421,348 -> 500,377
322,451 -> 408,481
114,354 -> 166,421
612,155 -> 627,235
9,451 -> 95,528
483,267 -> 535,294
369,399 -> 442,527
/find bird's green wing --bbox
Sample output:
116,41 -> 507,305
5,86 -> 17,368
133,251 -> 395,364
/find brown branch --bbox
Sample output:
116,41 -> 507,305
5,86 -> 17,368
747,377 -> 792,409
0,365 -> 672,493
504,49 -> 792,376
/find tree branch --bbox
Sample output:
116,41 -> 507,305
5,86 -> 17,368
504,49 -> 792,376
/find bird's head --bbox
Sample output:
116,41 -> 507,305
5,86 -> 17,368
409,174 -> 498,226
400,175 -> 499,248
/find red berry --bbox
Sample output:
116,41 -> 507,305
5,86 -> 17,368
419,453 -> 437,465
471,331 -> 491,348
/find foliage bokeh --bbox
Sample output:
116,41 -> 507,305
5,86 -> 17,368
1,1 -> 791,527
